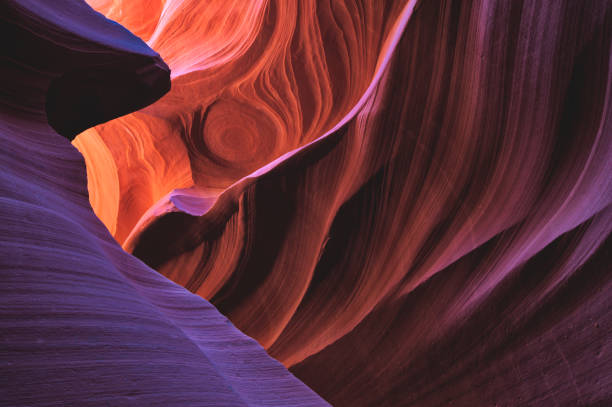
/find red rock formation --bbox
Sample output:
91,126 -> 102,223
75,0 -> 411,243
75,0 -> 612,405
0,1 -> 329,406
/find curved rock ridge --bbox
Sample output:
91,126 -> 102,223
0,1 -> 330,406
3,0 -> 170,139
76,0 -> 611,406
75,0 -> 410,242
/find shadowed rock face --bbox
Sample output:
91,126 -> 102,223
10,0 -> 610,405
46,63 -> 170,138
3,0 -> 170,139
0,1 -> 330,406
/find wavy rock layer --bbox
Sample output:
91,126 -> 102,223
75,0 -> 409,242
76,0 -> 612,406
0,1 -> 329,406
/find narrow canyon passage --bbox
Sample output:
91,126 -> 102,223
1,0 -> 611,406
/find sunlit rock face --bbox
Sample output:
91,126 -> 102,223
75,0 -> 410,243
0,1 -> 330,406
73,0 -> 612,406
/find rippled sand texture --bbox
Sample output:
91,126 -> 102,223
0,1 -> 331,406
75,0 -> 611,406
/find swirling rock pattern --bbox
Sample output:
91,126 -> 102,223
0,1 -> 330,406
74,0 -> 611,406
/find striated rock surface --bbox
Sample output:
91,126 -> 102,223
73,0 -> 611,405
0,1 -> 330,406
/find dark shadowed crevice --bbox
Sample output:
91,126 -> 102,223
45,60 -> 170,139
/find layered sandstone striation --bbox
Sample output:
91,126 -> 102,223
0,1 -> 330,406
72,0 -> 612,405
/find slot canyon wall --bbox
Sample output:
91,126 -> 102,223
1,1 -> 329,405
2,0 -> 611,406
